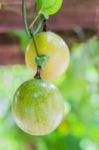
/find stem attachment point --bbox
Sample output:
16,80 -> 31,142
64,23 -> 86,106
34,66 -> 41,79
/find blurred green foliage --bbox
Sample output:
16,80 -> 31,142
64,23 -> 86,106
0,32 -> 99,150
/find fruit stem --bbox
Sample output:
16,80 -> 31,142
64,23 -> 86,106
22,0 -> 32,38
30,29 -> 41,79
22,0 -> 41,57
43,20 -> 48,31
29,14 -> 40,29
22,0 -> 42,38
29,29 -> 39,56
34,66 -> 41,79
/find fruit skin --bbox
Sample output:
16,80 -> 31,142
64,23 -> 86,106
12,79 -> 64,135
25,31 -> 70,80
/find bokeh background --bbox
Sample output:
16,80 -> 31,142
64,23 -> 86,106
1,0 -> 99,150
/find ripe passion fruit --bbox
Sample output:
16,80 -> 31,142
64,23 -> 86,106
25,32 -> 70,80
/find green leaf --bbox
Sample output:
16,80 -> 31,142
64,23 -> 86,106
36,0 -> 43,10
36,0 -> 63,16
36,0 -> 56,10
44,0 -> 63,15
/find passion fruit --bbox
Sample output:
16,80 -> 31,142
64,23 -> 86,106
25,32 -> 70,80
12,79 -> 64,135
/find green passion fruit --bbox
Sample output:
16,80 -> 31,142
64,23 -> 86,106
12,79 -> 64,135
